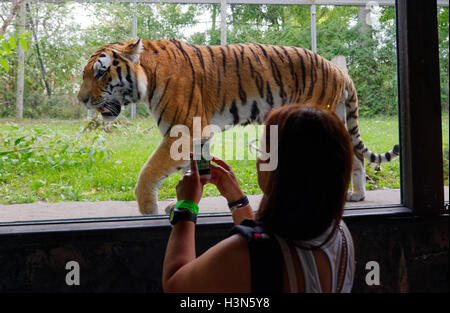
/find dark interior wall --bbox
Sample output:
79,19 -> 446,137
0,214 -> 447,293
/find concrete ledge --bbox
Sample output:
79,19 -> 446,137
0,187 -> 447,223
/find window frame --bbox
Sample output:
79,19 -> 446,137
0,0 -> 446,235
396,0 -> 445,216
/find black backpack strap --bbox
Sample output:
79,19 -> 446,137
229,219 -> 284,293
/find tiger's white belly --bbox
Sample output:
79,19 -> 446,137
210,96 -> 281,130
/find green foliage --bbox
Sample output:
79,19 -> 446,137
0,122 -> 113,169
0,4 -> 448,119
358,116 -> 400,190
213,5 -> 399,117
81,3 -> 202,44
0,33 -> 29,72
438,8 -> 449,110
0,121 -> 114,203
0,2 -> 203,119
3,116 -> 446,204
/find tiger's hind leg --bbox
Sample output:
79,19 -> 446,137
135,135 -> 189,215
335,97 -> 347,125
335,96 -> 366,202
347,152 -> 366,202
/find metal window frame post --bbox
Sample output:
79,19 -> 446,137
130,1 -> 138,120
396,0 -> 444,215
220,0 -> 227,45
15,0 -> 26,120
310,2 -> 317,53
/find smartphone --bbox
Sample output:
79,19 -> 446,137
193,138 -> 211,179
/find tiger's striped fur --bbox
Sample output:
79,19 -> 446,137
78,38 -> 399,214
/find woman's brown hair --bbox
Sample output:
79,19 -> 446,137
256,104 -> 353,244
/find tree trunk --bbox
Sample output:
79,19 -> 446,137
358,6 -> 370,33
0,0 -> 26,36
358,6 -> 371,48
15,1 -> 26,120
26,3 -> 51,98
211,5 -> 217,33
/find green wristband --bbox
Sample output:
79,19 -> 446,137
174,200 -> 199,215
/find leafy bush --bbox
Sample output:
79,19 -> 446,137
0,122 -> 113,203
0,92 -> 86,119
0,33 -> 29,73
1,4 -> 447,120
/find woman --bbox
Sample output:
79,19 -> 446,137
162,104 -> 355,293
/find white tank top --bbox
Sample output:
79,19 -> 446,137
273,220 -> 355,293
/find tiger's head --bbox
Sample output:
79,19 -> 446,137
78,39 -> 147,121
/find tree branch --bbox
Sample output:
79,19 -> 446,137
0,0 -> 26,36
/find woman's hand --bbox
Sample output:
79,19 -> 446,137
209,156 -> 245,203
176,153 -> 206,204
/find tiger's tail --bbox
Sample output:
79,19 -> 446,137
344,79 -> 399,164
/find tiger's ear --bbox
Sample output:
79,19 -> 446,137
113,39 -> 143,65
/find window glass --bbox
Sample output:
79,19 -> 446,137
222,4 -> 401,211
0,1 -> 409,223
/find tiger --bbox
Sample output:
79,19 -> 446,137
78,38 -> 399,215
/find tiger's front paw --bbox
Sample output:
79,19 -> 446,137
347,192 -> 365,202
138,200 -> 158,215
135,189 -> 158,215
164,200 -> 177,214
134,185 -> 158,215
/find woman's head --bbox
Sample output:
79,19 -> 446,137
256,104 -> 353,242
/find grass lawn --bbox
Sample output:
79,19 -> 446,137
0,113 -> 448,204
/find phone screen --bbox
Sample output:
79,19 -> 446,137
193,138 -> 211,179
